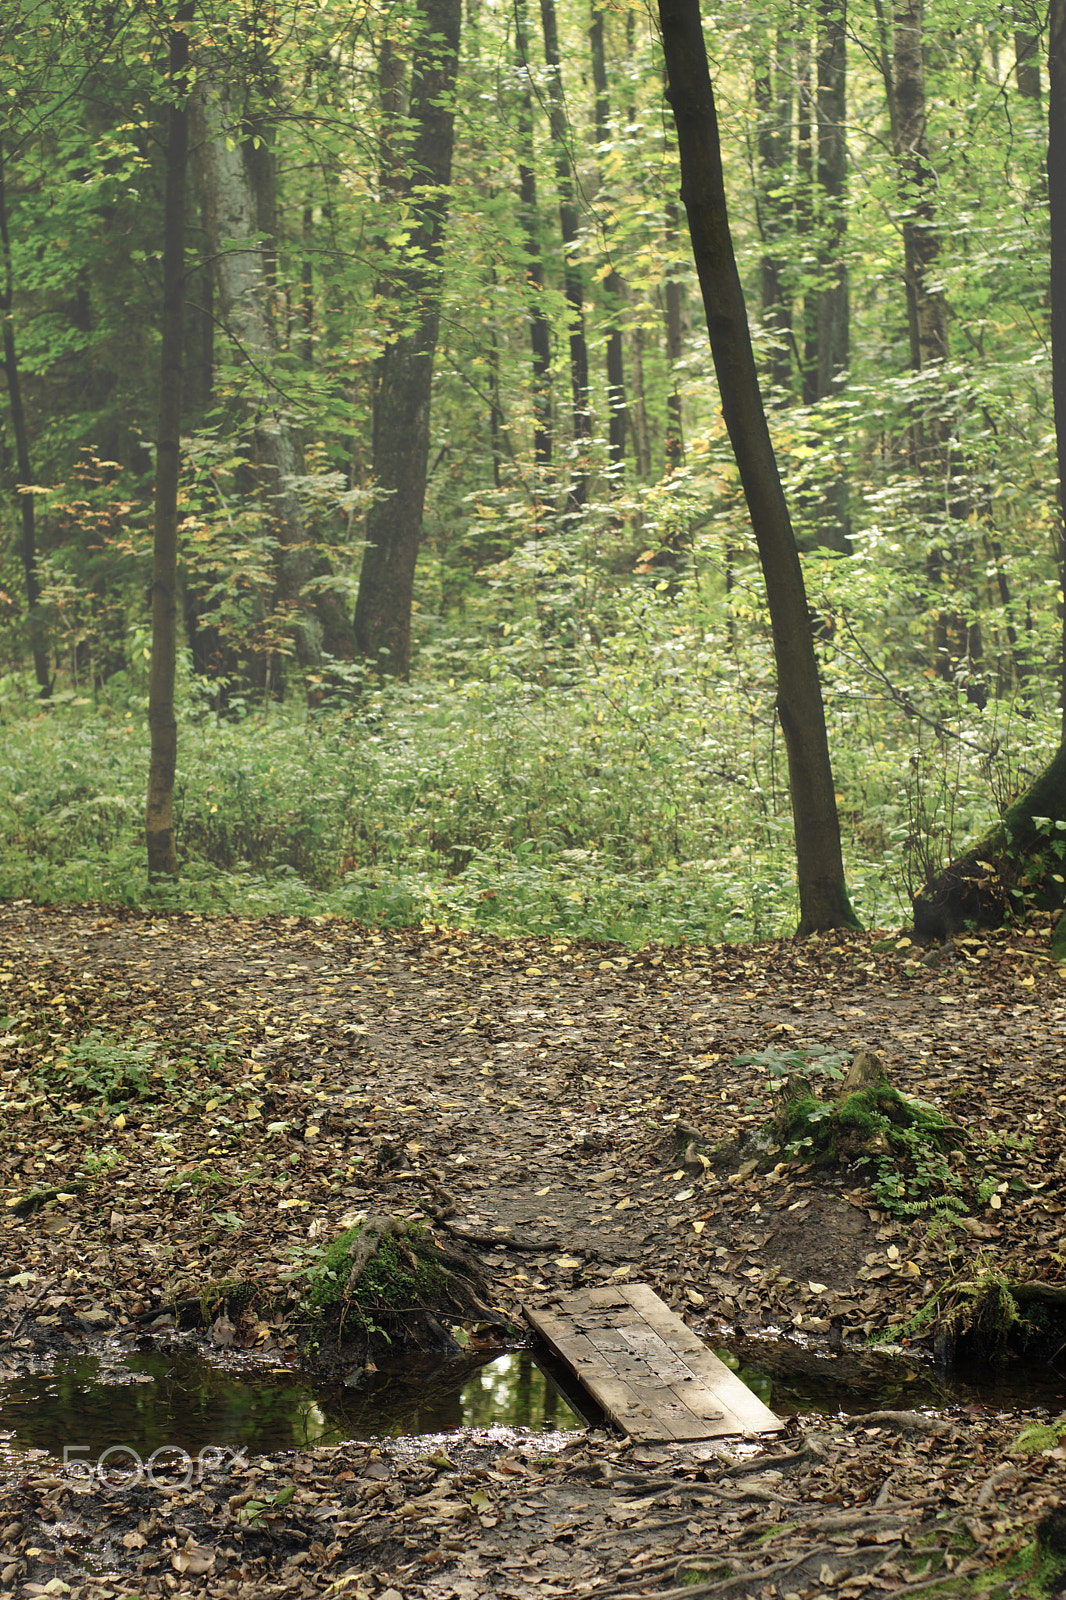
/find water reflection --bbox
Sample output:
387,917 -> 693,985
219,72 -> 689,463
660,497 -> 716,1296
0,1347 -> 584,1464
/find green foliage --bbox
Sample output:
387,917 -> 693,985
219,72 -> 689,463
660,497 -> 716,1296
0,0 -> 1062,946
43,1030 -> 168,1111
730,1043 -> 847,1092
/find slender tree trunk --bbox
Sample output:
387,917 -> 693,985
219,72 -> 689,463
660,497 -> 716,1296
146,6 -> 192,882
590,0 -> 628,473
812,0 -> 849,402
629,318 -> 652,479
1051,0 -> 1066,737
809,0 -> 852,553
891,0 -> 983,697
0,138 -> 50,696
1015,0 -> 1042,99
624,8 -> 651,480
539,0 -> 591,511
515,0 -> 553,474
664,199 -> 684,471
354,0 -> 461,677
195,84 -> 353,674
659,0 -> 856,935
892,0 -> 949,389
754,37 -> 793,397
796,27 -> 818,401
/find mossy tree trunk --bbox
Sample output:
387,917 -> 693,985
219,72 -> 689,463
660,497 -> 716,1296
912,746 -> 1066,944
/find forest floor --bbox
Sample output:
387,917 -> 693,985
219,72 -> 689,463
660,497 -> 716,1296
0,901 -> 1064,1600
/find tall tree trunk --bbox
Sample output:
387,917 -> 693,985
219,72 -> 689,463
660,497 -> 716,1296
753,35 -> 793,397
539,0 -> 591,511
194,85 -> 352,675
1052,0 -> 1066,739
812,0 -> 849,403
890,0 -> 982,697
796,26 -> 818,401
146,6 -> 192,883
808,0 -> 852,553
353,0 -> 461,677
659,0 -> 856,935
589,0 -> 628,474
623,8 -> 651,480
0,138 -> 51,696
664,200 -> 684,471
892,0 -> 948,389
514,0 -> 553,475
1015,0 -> 1042,99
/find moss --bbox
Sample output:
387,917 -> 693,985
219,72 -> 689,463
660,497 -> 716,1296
1011,1415 -> 1066,1455
303,1221 -> 445,1314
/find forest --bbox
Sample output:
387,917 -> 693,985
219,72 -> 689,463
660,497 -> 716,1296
1,0 -> 1065,948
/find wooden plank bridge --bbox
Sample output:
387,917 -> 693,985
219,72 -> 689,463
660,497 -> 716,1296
526,1283 -> 784,1443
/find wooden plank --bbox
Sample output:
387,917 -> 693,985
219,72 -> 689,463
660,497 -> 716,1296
525,1282 -> 783,1442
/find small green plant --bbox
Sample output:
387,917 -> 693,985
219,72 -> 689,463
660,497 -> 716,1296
81,1144 -> 122,1175
44,1031 -> 168,1109
858,1105 -> 968,1219
730,1043 -> 847,1091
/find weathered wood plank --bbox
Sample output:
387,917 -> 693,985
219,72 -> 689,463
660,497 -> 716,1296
525,1283 -> 783,1442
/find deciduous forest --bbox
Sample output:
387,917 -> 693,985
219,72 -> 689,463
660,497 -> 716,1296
3,8 -> 1066,1598
1,0 -> 1064,946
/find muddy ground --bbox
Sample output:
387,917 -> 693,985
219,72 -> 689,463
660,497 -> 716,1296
0,901 -> 1064,1599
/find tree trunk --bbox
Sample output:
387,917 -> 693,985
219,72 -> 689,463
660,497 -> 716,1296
1014,0 -> 1042,99
808,0 -> 852,554
515,0 -> 553,475
194,84 -> 353,675
664,199 -> 684,472
892,0 -> 948,388
590,0 -> 628,474
146,8 -> 192,883
658,0 -> 857,936
753,35 -> 794,397
812,0 -> 849,404
353,0 -> 461,677
0,138 -> 51,696
539,0 -> 591,512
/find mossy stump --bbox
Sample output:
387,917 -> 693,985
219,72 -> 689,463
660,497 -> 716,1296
297,1214 -> 504,1380
770,1047 -> 967,1214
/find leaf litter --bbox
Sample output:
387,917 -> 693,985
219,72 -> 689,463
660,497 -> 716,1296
0,902 -> 1064,1597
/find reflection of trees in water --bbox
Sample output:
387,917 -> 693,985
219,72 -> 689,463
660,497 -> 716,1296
320,1349 -> 580,1439
0,1348 -> 581,1463
0,1351 -> 328,1459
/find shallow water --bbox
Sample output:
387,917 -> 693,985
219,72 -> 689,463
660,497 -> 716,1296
0,1346 -> 584,1470
1,1337 -> 1063,1472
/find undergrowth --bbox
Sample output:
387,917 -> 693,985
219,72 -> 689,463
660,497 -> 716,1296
0,600 -> 1055,944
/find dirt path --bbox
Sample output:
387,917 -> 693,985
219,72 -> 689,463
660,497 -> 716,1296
0,903 -> 1064,1597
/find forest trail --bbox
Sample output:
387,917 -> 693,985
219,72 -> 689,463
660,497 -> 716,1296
0,903 -> 1064,1597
